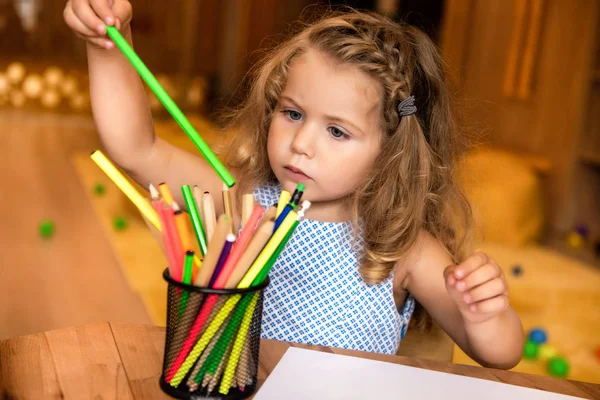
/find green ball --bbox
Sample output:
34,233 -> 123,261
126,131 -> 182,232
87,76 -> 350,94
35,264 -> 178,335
523,340 -> 539,360
93,183 -> 106,196
547,357 -> 569,378
113,216 -> 128,231
39,219 -> 55,239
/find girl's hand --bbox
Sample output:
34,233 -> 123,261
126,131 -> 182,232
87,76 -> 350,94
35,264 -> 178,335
444,252 -> 509,324
63,0 -> 132,49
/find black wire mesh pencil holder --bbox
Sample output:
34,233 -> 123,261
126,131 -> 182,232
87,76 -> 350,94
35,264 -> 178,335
159,269 -> 269,400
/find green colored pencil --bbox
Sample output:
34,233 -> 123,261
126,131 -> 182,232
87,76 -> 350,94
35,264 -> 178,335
182,185 -> 208,256
178,251 -> 195,316
105,26 -> 235,188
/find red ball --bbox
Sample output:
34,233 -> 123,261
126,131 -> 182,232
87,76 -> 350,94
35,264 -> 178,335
596,345 -> 600,361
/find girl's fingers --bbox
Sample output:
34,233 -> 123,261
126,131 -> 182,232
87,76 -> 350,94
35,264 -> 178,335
453,252 -> 488,279
468,294 -> 509,314
455,263 -> 501,292
90,0 -> 115,25
463,277 -> 507,304
72,0 -> 106,35
73,31 -> 114,49
64,4 -> 98,37
444,265 -> 457,286
112,0 -> 133,28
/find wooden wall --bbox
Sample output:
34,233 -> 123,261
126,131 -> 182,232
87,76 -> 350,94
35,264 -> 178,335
441,0 -> 600,237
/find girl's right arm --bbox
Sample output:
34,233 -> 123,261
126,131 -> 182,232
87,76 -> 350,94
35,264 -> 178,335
63,0 -> 230,214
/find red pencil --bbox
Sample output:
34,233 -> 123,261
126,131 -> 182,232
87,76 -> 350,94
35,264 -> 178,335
213,204 -> 264,289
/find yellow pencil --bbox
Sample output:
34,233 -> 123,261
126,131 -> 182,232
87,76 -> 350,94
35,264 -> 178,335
238,211 -> 297,288
276,190 -> 291,217
90,150 -> 160,229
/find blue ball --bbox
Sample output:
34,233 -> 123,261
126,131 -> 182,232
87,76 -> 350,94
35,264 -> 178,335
528,328 -> 547,345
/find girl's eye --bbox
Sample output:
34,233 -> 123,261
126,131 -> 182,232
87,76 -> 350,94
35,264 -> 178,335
283,109 -> 303,121
329,126 -> 350,140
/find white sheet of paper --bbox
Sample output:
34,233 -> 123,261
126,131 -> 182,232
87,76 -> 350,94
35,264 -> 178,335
254,347 -> 583,400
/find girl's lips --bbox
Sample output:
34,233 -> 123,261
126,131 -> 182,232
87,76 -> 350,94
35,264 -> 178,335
284,165 -> 312,180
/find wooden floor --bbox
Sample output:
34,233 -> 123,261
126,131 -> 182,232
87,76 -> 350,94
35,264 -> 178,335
0,109 -> 151,341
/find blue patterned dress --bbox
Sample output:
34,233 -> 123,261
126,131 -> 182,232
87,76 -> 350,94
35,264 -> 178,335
254,181 -> 415,354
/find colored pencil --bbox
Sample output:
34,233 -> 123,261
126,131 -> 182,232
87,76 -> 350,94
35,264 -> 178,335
208,234 -> 235,288
238,211 -> 297,288
224,221 -> 274,289
90,150 -> 160,229
222,183 -> 235,234
193,215 -> 231,287
201,191 -> 217,243
105,26 -> 235,187
214,204 -> 264,289
182,185 -> 208,256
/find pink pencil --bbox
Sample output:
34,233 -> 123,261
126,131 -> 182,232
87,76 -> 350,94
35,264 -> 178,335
213,204 -> 264,289
150,184 -> 180,280
162,205 -> 184,282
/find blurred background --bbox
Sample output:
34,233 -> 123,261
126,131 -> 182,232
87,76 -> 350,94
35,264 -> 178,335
0,0 -> 598,384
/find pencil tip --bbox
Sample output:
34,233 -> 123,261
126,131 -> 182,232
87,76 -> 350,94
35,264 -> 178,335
172,201 -> 181,211
149,183 -> 159,199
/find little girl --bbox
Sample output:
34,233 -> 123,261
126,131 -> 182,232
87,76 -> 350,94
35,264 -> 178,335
65,1 -> 524,368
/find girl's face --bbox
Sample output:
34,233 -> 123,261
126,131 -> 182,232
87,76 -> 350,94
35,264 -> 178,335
267,48 -> 383,220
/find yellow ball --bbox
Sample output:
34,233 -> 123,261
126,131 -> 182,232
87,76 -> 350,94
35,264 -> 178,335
567,232 -> 584,249
60,75 -> 78,97
22,74 -> 44,98
43,67 -> 64,87
538,344 -> 558,361
40,90 -> 61,108
6,62 -> 26,84
69,93 -> 88,111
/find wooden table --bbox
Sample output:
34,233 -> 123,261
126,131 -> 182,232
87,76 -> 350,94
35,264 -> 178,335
0,323 -> 597,399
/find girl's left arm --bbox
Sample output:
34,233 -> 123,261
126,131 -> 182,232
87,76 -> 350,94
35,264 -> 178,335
400,232 -> 524,369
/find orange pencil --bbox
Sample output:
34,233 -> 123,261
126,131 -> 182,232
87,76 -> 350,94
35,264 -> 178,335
158,182 -> 175,205
193,215 -> 231,287
162,205 -> 185,281
172,201 -> 192,251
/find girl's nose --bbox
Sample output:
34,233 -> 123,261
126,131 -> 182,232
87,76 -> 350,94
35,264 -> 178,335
290,124 -> 316,159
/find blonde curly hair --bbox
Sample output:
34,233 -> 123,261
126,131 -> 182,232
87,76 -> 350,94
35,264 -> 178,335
221,9 -> 474,330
